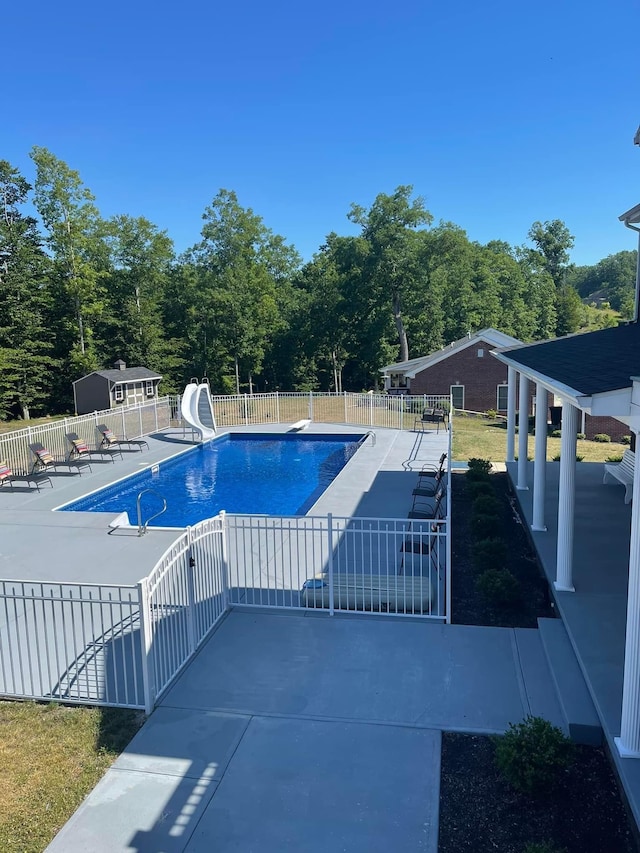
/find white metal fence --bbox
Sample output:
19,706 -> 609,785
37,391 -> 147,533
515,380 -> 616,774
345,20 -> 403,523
0,507 -> 449,711
0,580 -> 145,708
0,397 -> 175,476
139,516 -> 228,710
206,391 -> 450,430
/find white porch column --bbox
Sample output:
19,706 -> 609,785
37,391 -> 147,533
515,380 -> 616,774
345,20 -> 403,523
506,366 -> 517,463
532,382 -> 548,531
555,401 -> 577,592
517,374 -> 529,490
616,430 -> 640,757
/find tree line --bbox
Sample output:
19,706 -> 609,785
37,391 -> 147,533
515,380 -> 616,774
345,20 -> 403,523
0,149 -> 636,419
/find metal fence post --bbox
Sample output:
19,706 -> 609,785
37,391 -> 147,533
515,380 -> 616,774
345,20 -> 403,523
243,394 -> 249,425
276,391 -> 281,424
343,391 -> 347,423
219,511 -> 230,610
308,391 -> 313,421
186,527 -> 197,653
154,399 -> 159,432
139,405 -> 143,437
369,394 -> 373,427
137,578 -> 156,714
327,513 -> 335,616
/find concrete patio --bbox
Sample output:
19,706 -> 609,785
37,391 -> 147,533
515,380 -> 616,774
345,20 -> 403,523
45,609 -> 565,853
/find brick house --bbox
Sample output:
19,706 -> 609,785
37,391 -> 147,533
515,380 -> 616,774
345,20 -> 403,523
380,329 -> 535,415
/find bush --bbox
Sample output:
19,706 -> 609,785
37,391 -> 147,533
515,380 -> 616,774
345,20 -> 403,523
606,454 -> 623,463
552,454 -> 561,462
477,568 -> 519,606
466,468 -> 491,483
550,429 -> 562,438
472,494 -> 501,517
474,537 -> 507,572
576,432 -> 586,440
494,716 -> 574,795
622,435 -> 631,445
484,409 -> 497,420
467,458 -> 492,474
467,480 -> 495,500
471,513 -> 502,539
593,433 -> 611,443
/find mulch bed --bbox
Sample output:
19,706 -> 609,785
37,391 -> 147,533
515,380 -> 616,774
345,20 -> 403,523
440,470 -> 638,852
450,470 -> 554,627
439,733 -> 637,853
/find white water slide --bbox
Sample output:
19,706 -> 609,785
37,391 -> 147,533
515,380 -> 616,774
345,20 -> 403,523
181,382 -> 217,441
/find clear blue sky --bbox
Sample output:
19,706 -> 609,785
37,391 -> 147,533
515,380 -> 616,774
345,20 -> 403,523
5,0 -> 639,266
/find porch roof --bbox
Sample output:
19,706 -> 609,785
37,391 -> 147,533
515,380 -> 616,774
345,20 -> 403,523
493,324 -> 640,415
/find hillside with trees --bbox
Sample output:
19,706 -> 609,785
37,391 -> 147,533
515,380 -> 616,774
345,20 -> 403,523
0,150 -> 636,418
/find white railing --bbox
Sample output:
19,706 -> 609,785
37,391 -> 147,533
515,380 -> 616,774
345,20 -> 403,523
0,507 -> 449,711
0,580 -> 145,708
139,515 -> 228,711
0,396 -> 176,476
204,392 -> 450,430
226,513 -> 448,619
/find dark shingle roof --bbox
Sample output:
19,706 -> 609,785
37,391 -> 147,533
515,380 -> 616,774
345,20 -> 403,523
95,367 -> 162,383
497,323 -> 640,395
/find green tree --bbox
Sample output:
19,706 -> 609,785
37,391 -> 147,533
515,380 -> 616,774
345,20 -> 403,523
348,186 -> 433,362
30,146 -> 106,377
0,160 -> 55,419
99,215 -> 175,373
555,284 -> 584,336
527,219 -> 575,288
189,190 -> 300,393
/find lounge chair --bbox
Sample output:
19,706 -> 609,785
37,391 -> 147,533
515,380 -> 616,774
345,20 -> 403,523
414,408 -> 447,433
416,453 -> 447,482
408,484 -> 446,519
0,459 -> 52,491
97,424 -> 148,453
65,434 -> 96,469
413,466 -> 445,498
29,442 -> 90,476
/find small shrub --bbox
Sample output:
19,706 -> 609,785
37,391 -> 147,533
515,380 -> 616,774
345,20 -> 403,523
471,513 -> 502,539
622,435 -> 631,445
472,494 -> 502,517
550,429 -> 562,438
551,454 -> 584,462
466,468 -> 491,483
467,458 -> 492,474
477,568 -> 520,607
606,454 -> 623,463
474,537 -> 507,572
467,480 -> 495,500
576,432 -> 586,440
485,408 -> 497,420
593,433 -> 611,443
494,716 -> 574,795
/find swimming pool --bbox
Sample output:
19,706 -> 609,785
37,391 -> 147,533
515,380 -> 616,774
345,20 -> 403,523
58,433 -> 366,527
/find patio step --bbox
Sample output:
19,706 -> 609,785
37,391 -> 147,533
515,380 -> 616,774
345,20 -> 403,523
513,628 -> 566,734
538,617 -> 602,746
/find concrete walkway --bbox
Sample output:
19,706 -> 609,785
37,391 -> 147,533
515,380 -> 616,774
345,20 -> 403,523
46,609 -> 564,853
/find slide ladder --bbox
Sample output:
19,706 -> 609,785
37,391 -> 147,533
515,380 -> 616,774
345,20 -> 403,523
181,380 -> 216,441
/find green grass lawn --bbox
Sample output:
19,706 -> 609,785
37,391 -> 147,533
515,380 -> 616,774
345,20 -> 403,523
0,702 -> 143,853
452,412 -> 628,464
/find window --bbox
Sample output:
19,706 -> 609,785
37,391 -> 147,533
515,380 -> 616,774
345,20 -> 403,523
114,384 -> 124,402
145,381 -> 154,396
497,385 -> 508,411
477,348 -> 484,358
451,385 -> 464,410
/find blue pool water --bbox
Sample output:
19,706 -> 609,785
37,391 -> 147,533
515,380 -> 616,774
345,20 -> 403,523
59,433 -> 365,527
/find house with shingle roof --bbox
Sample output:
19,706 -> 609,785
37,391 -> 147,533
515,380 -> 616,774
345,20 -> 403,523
72,359 -> 162,415
380,329 -> 527,414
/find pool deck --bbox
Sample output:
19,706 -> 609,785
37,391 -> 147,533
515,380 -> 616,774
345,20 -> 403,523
0,423 -> 447,586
